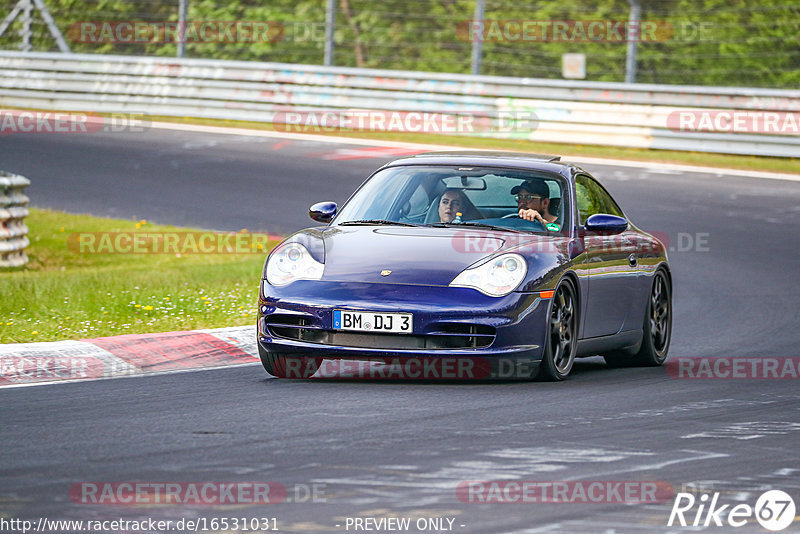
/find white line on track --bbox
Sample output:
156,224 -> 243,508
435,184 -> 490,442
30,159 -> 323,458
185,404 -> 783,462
149,121 -> 800,183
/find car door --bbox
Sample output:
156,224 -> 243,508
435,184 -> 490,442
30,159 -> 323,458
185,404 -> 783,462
576,174 -> 639,338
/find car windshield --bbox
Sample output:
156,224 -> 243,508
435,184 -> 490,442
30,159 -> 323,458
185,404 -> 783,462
334,165 -> 569,234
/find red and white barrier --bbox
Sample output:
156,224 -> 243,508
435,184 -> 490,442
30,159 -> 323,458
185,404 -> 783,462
0,326 -> 257,388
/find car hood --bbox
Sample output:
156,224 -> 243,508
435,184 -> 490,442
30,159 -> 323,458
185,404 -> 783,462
289,226 -> 564,287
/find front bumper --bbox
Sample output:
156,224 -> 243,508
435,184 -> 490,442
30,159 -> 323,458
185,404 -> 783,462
258,280 -> 550,378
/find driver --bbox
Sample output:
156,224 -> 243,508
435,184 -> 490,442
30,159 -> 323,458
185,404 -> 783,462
511,180 -> 557,225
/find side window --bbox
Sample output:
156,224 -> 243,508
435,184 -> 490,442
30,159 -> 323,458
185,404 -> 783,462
403,182 -> 432,219
575,175 -> 623,224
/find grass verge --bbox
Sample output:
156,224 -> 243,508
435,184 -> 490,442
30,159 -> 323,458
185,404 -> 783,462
0,208 -> 278,343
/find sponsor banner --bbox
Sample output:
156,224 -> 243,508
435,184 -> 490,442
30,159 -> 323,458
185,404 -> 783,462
457,480 -> 674,503
666,357 -> 800,380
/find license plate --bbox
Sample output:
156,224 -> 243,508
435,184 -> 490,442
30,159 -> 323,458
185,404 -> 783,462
333,310 -> 412,334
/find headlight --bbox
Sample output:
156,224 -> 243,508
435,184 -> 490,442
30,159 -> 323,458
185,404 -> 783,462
449,253 -> 527,297
266,242 -> 324,286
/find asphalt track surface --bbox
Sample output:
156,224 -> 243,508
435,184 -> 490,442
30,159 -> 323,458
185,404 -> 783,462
2,128 -> 800,533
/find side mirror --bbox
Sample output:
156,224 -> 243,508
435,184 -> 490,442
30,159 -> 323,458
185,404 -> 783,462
309,201 -> 337,223
585,213 -> 628,233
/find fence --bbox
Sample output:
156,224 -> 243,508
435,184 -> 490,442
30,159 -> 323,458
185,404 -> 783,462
0,170 -> 30,267
0,51 -> 798,157
2,1 -> 799,89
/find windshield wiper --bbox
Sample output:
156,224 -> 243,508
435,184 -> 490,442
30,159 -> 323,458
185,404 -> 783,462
428,222 -> 528,233
339,220 -> 422,227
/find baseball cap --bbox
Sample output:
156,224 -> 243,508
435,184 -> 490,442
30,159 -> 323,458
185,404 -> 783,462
510,180 -> 549,198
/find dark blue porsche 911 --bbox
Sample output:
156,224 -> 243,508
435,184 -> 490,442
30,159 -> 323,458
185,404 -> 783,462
257,151 -> 672,381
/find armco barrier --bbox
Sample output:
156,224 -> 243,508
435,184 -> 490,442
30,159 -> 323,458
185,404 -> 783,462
0,51 -> 798,157
0,171 -> 30,268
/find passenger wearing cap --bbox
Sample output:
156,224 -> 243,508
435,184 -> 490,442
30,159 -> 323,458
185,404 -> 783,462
511,180 -> 557,226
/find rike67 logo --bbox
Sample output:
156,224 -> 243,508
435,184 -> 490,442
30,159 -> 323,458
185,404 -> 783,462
668,490 -> 796,531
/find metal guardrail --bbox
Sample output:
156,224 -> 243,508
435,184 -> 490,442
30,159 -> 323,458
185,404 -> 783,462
0,171 -> 30,268
0,51 -> 798,157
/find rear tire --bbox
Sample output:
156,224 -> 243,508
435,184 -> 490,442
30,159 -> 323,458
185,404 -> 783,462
537,278 -> 578,381
259,347 -> 322,378
604,269 -> 671,368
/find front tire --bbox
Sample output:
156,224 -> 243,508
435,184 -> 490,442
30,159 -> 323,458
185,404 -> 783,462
538,278 -> 578,381
604,269 -> 672,368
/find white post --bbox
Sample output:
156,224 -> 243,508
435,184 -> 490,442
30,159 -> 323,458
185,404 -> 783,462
177,0 -> 188,58
20,0 -> 32,52
470,0 -> 485,75
324,0 -> 336,66
625,0 -> 641,83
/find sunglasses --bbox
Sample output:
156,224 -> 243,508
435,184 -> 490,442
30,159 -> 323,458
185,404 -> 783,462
515,194 -> 543,201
